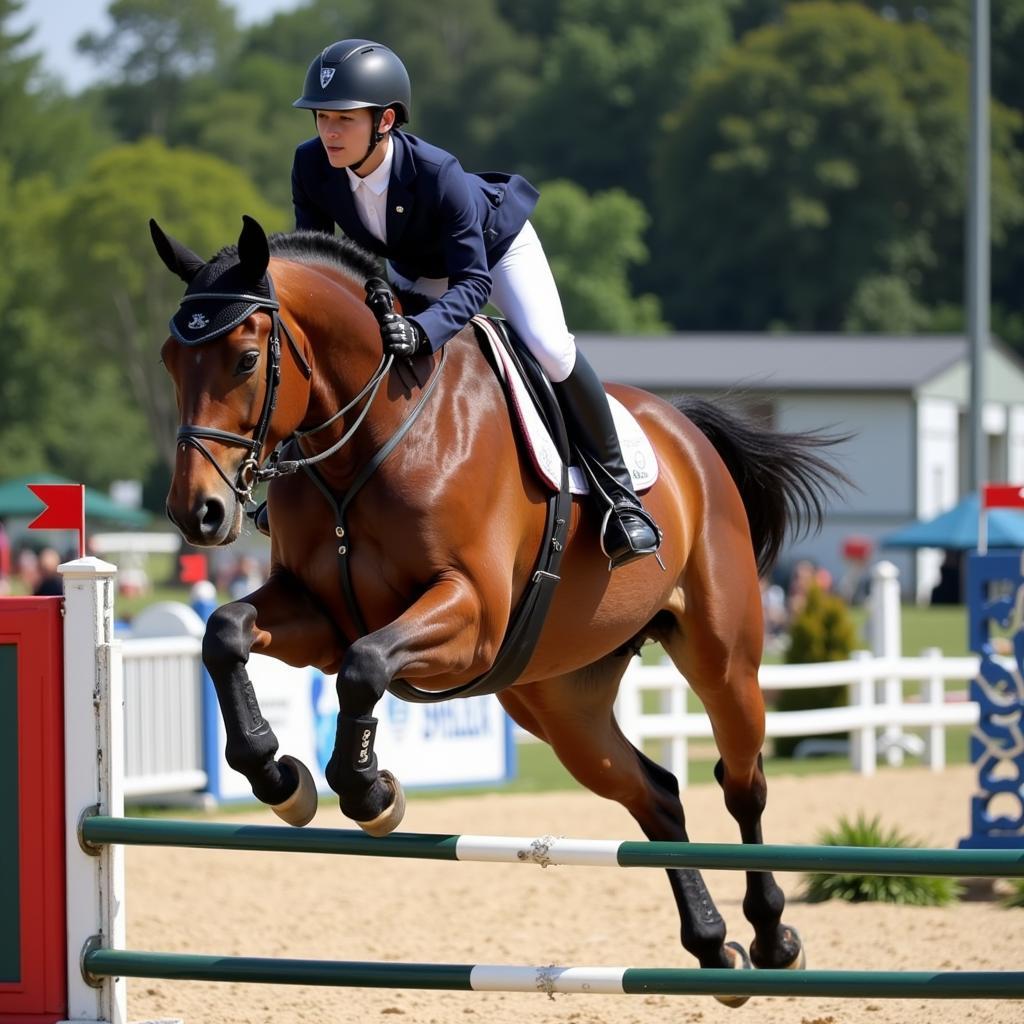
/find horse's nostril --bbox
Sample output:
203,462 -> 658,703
197,496 -> 227,538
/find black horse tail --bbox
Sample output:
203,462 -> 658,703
673,396 -> 852,577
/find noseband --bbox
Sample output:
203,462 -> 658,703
174,273 -> 402,508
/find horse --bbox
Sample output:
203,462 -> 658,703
152,213 -> 846,998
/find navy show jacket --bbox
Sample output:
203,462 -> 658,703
291,129 -> 540,349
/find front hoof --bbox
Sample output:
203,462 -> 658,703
355,770 -> 406,837
751,926 -> 806,971
714,941 -> 752,1008
271,755 -> 318,827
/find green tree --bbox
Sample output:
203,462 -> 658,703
173,52 -> 312,208
77,0 -> 240,137
0,162 -> 154,485
0,1 -> 111,182
52,139 -> 286,469
653,2 -> 1024,330
513,0 -> 731,201
344,0 -> 539,170
532,180 -> 665,332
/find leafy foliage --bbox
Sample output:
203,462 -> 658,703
531,180 -> 666,331
652,2 -> 1024,330
510,0 -> 731,202
77,0 -> 241,138
786,583 -> 856,665
1001,877 -> 1024,909
775,583 -> 856,757
802,812 -> 963,905
51,138 -> 286,468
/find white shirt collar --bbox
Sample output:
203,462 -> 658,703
346,135 -> 393,195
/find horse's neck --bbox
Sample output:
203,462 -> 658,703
290,272 -> 429,490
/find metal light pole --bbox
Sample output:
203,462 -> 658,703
967,0 -> 990,491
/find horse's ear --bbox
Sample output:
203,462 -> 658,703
149,219 -> 205,283
238,215 -> 270,283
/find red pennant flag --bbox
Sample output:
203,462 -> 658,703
982,484 -> 1024,510
27,483 -> 86,558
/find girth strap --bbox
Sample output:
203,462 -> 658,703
389,318 -> 572,703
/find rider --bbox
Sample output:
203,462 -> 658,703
291,39 -> 660,569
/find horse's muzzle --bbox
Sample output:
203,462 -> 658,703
167,492 -> 241,547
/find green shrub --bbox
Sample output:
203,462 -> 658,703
1001,878 -> 1024,908
802,813 -> 962,906
774,584 -> 857,757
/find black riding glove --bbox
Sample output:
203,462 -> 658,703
381,313 -> 425,357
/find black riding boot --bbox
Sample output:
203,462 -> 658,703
554,352 -> 662,569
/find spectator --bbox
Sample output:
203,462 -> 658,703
33,547 -> 63,596
930,550 -> 962,605
228,555 -> 265,600
760,577 -> 787,654
786,559 -> 817,619
17,549 -> 40,594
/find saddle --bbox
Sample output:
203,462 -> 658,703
470,316 -> 659,498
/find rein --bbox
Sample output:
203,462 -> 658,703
174,273 -> 404,509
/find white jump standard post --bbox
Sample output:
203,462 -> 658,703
58,557 -> 126,1024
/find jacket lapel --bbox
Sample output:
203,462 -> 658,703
385,132 -> 415,247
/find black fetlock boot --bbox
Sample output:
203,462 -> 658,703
554,352 -> 662,569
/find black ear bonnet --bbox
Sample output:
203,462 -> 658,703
151,215 -> 274,345
170,259 -> 274,345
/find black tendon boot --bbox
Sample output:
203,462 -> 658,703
554,352 -> 662,569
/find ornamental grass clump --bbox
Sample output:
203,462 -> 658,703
802,813 -> 962,906
1002,878 -> 1024,908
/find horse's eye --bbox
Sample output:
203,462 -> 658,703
236,351 -> 260,375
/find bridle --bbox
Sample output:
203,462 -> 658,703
174,272 -> 397,508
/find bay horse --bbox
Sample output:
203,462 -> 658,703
153,214 -> 846,998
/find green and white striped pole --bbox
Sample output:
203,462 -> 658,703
80,816 -> 1024,877
82,948 -> 1024,1000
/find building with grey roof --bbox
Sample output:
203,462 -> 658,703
578,333 -> 1024,601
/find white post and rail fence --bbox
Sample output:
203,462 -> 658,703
73,556 -> 982,799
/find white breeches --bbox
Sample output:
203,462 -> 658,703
390,220 -> 577,383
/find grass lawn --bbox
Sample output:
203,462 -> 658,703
848,603 -> 970,658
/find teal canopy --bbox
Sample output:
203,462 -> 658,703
0,475 -> 151,527
882,492 -> 1024,550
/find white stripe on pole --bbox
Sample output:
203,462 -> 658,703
470,965 -> 626,994
456,835 -> 621,867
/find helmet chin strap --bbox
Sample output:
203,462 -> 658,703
348,109 -> 387,174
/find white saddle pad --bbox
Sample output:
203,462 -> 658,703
472,316 -> 658,496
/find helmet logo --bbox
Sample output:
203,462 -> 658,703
320,67 -> 335,89
188,313 -> 209,330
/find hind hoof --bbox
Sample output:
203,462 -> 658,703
271,755 -> 318,827
714,940 -> 752,1008
354,770 -> 406,837
751,926 -> 806,971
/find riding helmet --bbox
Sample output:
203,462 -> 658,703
293,40 -> 411,124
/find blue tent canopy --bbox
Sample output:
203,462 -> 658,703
882,492 -> 1024,550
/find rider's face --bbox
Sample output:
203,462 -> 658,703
316,109 -> 375,169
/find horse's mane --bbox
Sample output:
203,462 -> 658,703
208,230 -> 432,315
